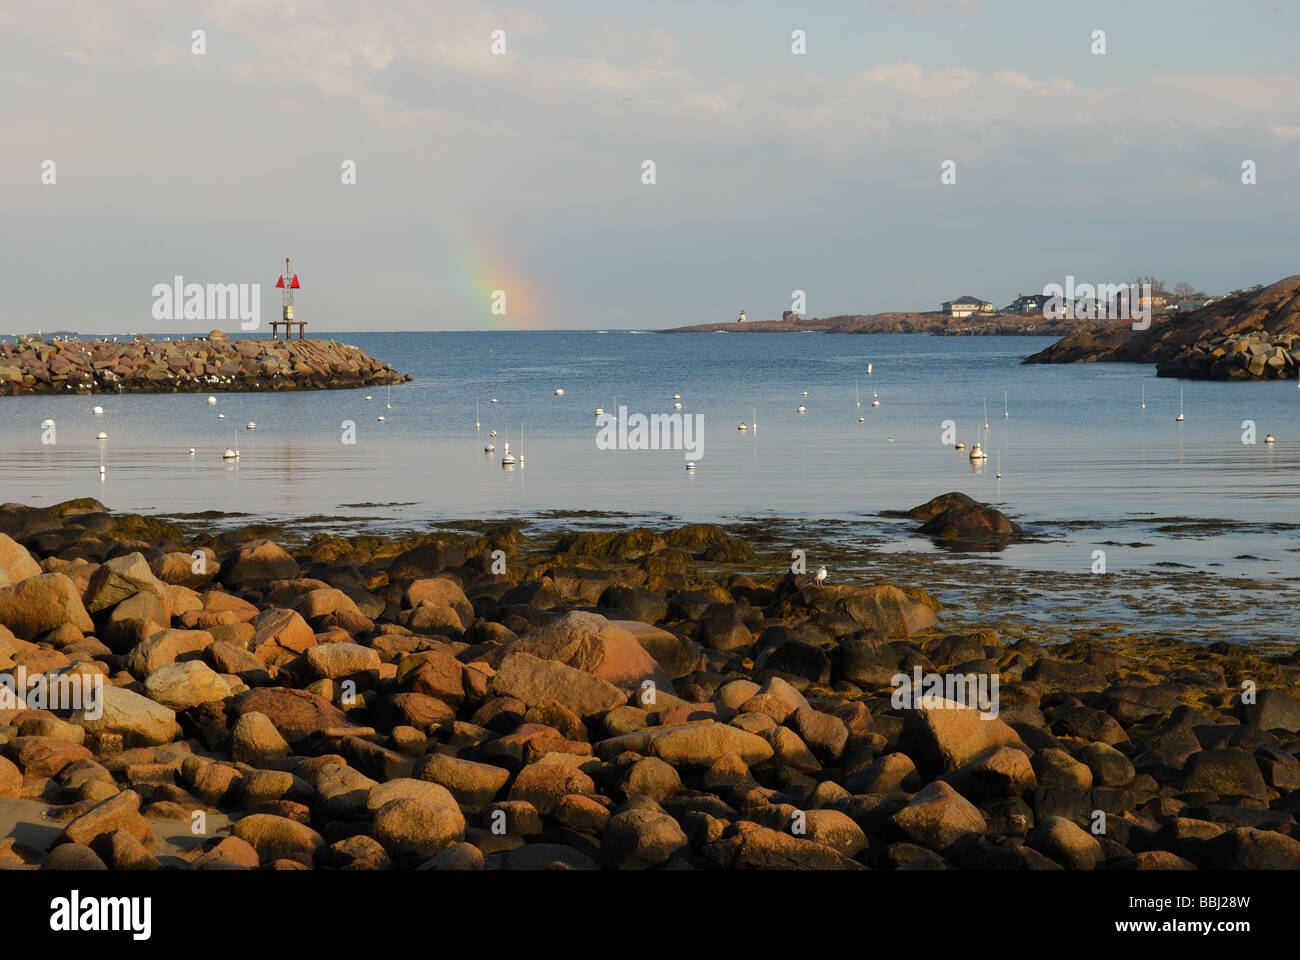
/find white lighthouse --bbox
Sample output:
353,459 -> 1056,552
737,308 -> 747,323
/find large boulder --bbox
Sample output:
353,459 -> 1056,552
250,608 -> 316,657
386,542 -> 466,581
510,611 -> 673,692
898,698 -> 1028,777
304,642 -> 380,680
890,780 -> 987,856
59,789 -> 152,849
833,635 -> 903,686
598,584 -> 668,624
126,628 -> 213,680
491,652 -> 626,718
220,539 -> 299,586
230,711 -> 291,763
232,814 -> 324,866
1027,816 -> 1103,869
596,722 -> 774,770
1180,748 -> 1269,800
600,800 -> 690,868
0,504 -> 59,541
412,753 -> 510,807
0,573 -> 94,638
402,578 -> 474,627
228,687 -> 370,744
71,685 -> 181,746
1238,690 -> 1300,733
909,492 -> 1023,544
83,552 -> 167,614
775,584 -> 936,638
151,550 -> 219,588
366,778 -> 462,816
143,660 -> 232,710
373,798 -> 465,860
611,620 -> 701,679
287,588 -> 363,622
0,534 -> 42,585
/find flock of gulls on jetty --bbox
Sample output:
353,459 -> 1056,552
41,356 -> 1282,481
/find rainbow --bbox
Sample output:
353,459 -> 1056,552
442,242 -> 547,330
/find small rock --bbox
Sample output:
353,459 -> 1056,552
230,711 -> 291,763
143,660 -> 232,710
418,841 -> 484,870
890,780 -> 987,857
61,789 -> 153,849
599,799 -> 689,868
703,821 -> 863,869
41,843 -> 108,870
413,752 -> 510,807
232,813 -> 325,866
191,835 -> 260,870
373,797 -> 465,859
1028,815 -> 1103,869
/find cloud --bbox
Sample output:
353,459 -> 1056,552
3,1 -> 1298,330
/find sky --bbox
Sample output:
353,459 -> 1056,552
2,0 -> 1298,333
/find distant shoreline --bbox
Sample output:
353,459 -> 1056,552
658,312 -> 1112,337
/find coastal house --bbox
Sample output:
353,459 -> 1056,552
1109,288 -> 1170,316
941,296 -> 994,318
1003,293 -> 1051,314
782,310 -> 799,321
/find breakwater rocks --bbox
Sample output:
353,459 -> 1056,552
1024,275 -> 1300,380
0,332 -> 411,395
2,498 -> 1300,870
1155,330 -> 1299,381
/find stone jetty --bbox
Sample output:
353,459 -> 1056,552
0,331 -> 410,396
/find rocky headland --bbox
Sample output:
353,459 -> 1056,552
0,332 -> 411,396
661,312 -> 1112,337
1,493 -> 1299,871
1023,276 -> 1300,380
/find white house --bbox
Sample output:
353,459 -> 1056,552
941,296 -> 994,318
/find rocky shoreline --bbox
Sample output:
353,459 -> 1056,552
1154,330 -> 1298,381
0,333 -> 411,396
660,312 -> 1111,336
1024,275 -> 1300,380
2,494 -> 1299,871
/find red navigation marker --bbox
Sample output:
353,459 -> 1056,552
273,258 -> 305,339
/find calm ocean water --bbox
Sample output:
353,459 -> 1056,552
1,331 -> 1297,578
